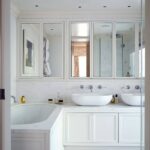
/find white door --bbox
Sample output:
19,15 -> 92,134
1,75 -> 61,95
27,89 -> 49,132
119,113 -> 141,145
0,0 -> 11,149
93,113 -> 118,144
64,113 -> 91,143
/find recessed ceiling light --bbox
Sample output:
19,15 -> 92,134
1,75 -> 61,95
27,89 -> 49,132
35,4 -> 39,8
78,6 -> 82,9
103,6 -> 107,8
128,5 -> 131,8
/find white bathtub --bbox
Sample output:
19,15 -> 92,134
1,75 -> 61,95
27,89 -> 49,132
11,103 -> 63,150
11,103 -> 57,125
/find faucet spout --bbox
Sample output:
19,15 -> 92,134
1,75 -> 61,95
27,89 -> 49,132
11,96 -> 17,104
88,85 -> 93,92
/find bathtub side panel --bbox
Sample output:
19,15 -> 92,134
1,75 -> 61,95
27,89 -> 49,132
11,131 -> 49,150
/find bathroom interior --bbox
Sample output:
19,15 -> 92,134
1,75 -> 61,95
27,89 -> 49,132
10,0 -> 145,150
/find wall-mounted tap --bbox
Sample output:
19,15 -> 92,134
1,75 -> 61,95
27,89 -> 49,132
11,95 -> 17,104
121,85 -> 130,90
97,85 -> 107,89
88,85 -> 93,92
97,85 -> 102,89
135,85 -> 140,90
80,85 -> 84,90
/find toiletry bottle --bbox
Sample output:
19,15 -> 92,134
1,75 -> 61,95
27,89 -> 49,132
114,94 -> 119,104
111,95 -> 115,103
56,92 -> 63,104
48,99 -> 54,104
19,96 -> 27,104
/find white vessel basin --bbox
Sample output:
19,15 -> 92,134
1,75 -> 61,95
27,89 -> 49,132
71,93 -> 112,106
121,93 -> 145,106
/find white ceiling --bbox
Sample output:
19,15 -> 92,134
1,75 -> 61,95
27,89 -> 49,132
13,0 -> 141,12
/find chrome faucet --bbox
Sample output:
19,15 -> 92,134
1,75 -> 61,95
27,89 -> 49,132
135,85 -> 140,90
11,95 -> 17,104
80,85 -> 84,90
121,85 -> 130,90
88,85 -> 93,92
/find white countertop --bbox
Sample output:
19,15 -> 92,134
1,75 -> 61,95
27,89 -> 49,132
61,102 -> 144,113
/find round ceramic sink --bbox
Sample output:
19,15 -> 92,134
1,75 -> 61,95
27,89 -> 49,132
121,93 -> 145,106
71,93 -> 112,106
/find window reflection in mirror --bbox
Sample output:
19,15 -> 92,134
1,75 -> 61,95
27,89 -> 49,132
116,23 -> 135,77
93,23 -> 112,77
71,23 -> 90,78
43,23 -> 63,78
21,23 -> 40,76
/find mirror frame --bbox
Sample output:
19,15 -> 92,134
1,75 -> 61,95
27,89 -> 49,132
17,20 -> 65,79
42,22 -> 65,79
18,21 -> 42,78
69,21 -> 142,79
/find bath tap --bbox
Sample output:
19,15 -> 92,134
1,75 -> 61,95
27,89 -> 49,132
11,96 -> 17,104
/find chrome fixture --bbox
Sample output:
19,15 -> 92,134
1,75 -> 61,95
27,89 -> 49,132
11,95 -> 17,104
97,85 -> 102,89
121,85 -> 130,89
88,85 -> 93,92
80,85 -> 84,89
135,85 -> 140,90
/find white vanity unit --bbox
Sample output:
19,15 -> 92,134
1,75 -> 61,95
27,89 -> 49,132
63,104 -> 144,150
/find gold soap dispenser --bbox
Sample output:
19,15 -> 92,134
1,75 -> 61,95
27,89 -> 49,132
19,96 -> 27,104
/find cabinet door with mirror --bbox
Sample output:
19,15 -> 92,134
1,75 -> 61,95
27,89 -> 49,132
71,22 -> 90,78
20,23 -> 40,77
116,23 -> 136,77
19,22 -> 64,78
93,23 -> 113,77
116,23 -> 144,78
43,23 -> 64,78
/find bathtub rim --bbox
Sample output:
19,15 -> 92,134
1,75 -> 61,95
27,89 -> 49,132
11,103 -> 63,131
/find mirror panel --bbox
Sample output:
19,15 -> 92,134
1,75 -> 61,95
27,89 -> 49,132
43,23 -> 63,77
21,23 -> 40,76
93,23 -> 112,77
71,22 -> 90,78
139,24 -> 145,78
116,23 -> 136,77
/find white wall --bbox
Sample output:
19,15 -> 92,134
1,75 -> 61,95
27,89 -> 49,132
10,9 -> 17,97
16,79 -> 142,103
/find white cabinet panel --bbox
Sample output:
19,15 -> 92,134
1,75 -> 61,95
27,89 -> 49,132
119,113 -> 141,144
65,113 -> 91,143
93,113 -> 118,143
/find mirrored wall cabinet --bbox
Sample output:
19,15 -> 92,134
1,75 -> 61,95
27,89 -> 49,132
19,23 -> 41,77
18,21 -> 144,79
